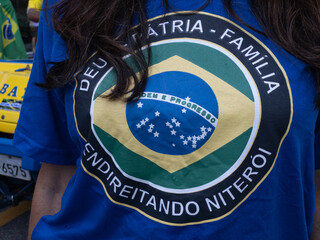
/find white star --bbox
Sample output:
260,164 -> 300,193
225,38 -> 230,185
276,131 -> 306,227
171,129 -> 177,135
200,134 -> 205,139
175,122 -> 181,127
149,124 -> 154,129
169,124 -> 173,129
185,97 -> 191,102
192,144 -> 197,148
207,127 -> 212,132
183,140 -> 188,145
192,135 -> 197,140
182,108 -> 187,114
197,136 -> 201,141
137,102 -> 143,108
154,132 -> 159,137
136,123 -> 141,129
171,118 -> 177,123
172,144 -> 176,147
145,118 -> 149,122
200,126 -> 206,132
141,120 -> 146,125
166,122 -> 171,127
192,140 -> 197,145
187,136 -> 192,141
180,135 -> 185,140
148,128 -> 153,133
155,111 -> 160,117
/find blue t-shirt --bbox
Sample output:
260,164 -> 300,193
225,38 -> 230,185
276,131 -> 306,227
14,0 -> 320,239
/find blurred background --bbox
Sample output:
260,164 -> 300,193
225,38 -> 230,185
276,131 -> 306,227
0,0 -> 40,239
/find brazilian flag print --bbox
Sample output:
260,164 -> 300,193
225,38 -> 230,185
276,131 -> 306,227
75,12 -> 292,225
0,0 -> 27,60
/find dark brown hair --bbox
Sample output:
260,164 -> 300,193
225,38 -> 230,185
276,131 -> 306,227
43,0 -> 320,104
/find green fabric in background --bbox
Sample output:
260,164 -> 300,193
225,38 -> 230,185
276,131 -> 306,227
0,0 -> 27,59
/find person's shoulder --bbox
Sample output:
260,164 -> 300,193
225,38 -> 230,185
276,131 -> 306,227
35,0 -> 43,10
28,0 -> 42,11
28,0 -> 37,9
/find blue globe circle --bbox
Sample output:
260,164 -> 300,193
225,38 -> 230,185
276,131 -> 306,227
3,18 -> 14,40
126,71 -> 219,155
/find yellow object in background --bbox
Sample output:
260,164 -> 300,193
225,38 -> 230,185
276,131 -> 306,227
0,60 -> 32,134
27,0 -> 43,11
0,200 -> 31,227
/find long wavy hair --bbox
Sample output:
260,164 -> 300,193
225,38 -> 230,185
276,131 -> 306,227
43,0 -> 320,105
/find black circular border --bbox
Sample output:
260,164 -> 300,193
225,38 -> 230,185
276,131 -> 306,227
74,12 -> 292,225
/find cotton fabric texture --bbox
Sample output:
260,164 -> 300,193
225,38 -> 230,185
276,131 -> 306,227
14,0 -> 320,239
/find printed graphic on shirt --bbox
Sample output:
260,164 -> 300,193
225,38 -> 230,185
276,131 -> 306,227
74,12 -> 292,225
